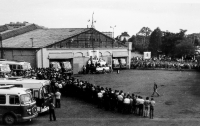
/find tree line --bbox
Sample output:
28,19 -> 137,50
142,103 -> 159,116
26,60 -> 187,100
127,27 -> 200,58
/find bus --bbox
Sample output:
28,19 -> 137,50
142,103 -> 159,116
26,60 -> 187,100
0,63 -> 11,74
0,60 -> 31,76
119,58 -> 127,69
112,59 -> 120,69
50,62 -> 61,71
0,85 -> 38,125
0,79 -> 52,113
60,61 -> 73,74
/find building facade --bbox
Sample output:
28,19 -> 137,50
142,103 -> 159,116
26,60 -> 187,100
0,23 -> 132,74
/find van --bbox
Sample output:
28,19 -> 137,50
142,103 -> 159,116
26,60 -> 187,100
0,85 -> 38,125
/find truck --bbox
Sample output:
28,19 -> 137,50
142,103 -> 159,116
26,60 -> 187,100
119,58 -> 127,69
112,58 -> 120,69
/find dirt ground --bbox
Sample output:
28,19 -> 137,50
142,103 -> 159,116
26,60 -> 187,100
14,70 -> 200,126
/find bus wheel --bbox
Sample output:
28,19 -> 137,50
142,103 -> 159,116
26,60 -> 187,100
4,114 -> 15,125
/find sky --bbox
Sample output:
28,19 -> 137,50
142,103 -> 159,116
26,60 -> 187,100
1,0 -> 200,37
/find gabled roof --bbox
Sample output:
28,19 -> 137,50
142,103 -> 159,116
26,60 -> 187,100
0,25 -> 12,33
121,32 -> 130,37
1,24 -> 42,40
2,28 -> 90,48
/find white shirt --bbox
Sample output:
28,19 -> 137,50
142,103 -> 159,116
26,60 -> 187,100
123,98 -> 131,104
117,95 -> 123,101
58,84 -> 62,89
55,92 -> 61,99
97,92 -> 103,98
150,100 -> 155,107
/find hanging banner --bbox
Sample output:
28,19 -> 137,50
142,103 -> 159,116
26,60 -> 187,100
143,52 -> 151,59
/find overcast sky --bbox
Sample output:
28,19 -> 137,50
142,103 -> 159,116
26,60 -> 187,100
1,0 -> 200,37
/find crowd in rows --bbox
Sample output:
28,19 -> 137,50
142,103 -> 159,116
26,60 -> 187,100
0,67 -> 156,119
32,68 -> 156,119
60,77 -> 156,119
131,56 -> 200,70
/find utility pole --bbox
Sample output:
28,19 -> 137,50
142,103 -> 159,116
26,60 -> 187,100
88,12 -> 96,29
110,25 -> 116,38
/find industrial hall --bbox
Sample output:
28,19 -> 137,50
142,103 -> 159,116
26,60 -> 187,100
0,22 -> 132,74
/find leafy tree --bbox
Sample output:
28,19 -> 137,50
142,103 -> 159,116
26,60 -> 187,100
194,39 -> 200,46
161,29 -> 187,57
148,27 -> 162,57
137,27 -> 152,51
122,37 -> 127,43
128,35 -> 136,50
175,39 -> 195,57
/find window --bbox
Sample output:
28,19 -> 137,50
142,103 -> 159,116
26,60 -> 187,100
7,84 -> 22,87
34,90 -> 39,98
9,95 -> 20,104
0,95 -> 6,104
20,94 -> 31,104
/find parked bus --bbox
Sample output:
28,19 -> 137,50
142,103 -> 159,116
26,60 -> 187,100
0,79 -> 52,113
60,61 -> 73,74
119,58 -> 127,69
0,63 -> 11,74
0,60 -> 31,76
112,58 -> 120,69
50,62 -> 61,71
0,85 -> 38,125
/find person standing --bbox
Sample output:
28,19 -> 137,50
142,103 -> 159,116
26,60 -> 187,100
49,100 -> 56,121
55,90 -> 61,108
150,98 -> 155,119
144,97 -> 150,117
151,82 -> 160,97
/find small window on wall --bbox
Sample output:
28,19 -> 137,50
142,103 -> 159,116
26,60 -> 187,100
0,95 -> 6,104
34,90 -> 39,98
9,95 -> 20,104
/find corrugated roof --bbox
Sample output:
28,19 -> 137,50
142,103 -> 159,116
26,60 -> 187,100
2,28 -> 89,48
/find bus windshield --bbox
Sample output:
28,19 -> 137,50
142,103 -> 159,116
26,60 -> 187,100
20,93 -> 33,104
43,85 -> 50,97
63,62 -> 72,69
22,63 -> 31,70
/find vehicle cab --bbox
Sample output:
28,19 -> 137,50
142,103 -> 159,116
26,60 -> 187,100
112,58 -> 120,69
0,85 -> 38,125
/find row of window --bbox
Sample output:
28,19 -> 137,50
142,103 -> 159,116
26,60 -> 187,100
0,95 -> 19,104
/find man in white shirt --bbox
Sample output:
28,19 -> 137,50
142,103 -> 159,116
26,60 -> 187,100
138,96 -> 144,116
123,95 -> 131,113
144,97 -> 150,117
97,90 -> 103,108
55,90 -> 61,108
150,98 -> 155,119
117,93 -> 124,112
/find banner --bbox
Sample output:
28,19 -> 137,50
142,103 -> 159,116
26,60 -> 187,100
143,52 -> 151,59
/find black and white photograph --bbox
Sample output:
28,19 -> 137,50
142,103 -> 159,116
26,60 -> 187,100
0,0 -> 200,125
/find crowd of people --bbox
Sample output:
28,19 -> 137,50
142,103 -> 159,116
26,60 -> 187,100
28,67 -> 155,119
61,77 -> 156,119
131,56 -> 200,70
0,67 -> 157,119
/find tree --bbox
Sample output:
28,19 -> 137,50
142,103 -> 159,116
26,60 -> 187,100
122,37 -> 127,43
194,39 -> 200,46
161,29 -> 187,57
128,35 -> 136,50
148,27 -> 162,57
137,27 -> 152,51
175,39 -> 195,58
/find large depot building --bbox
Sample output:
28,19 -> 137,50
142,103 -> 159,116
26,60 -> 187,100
0,22 -> 132,74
